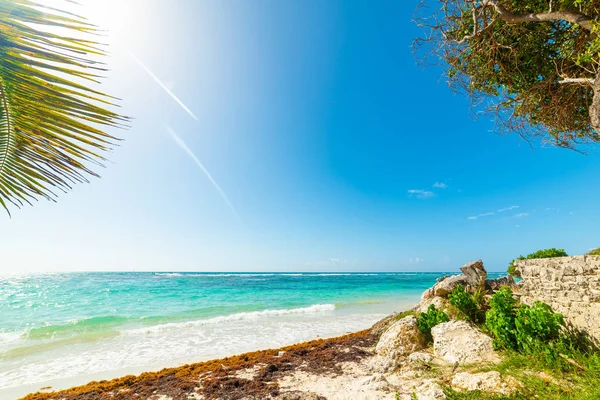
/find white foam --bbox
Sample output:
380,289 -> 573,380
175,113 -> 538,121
122,304 -> 336,335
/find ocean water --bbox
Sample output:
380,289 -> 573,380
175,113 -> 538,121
0,271 -> 499,397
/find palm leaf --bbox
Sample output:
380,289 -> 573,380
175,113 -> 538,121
0,0 -> 127,214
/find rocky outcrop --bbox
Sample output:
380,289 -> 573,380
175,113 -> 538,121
516,256 -> 600,342
370,313 -> 400,336
413,380 -> 446,399
407,351 -> 434,364
414,295 -> 449,314
431,260 -> 487,297
460,260 -> 486,288
451,371 -> 521,395
485,275 -> 516,291
431,321 -> 498,364
376,316 -> 427,360
432,275 -> 470,297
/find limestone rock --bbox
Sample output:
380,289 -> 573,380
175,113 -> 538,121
370,313 -> 399,336
416,296 -> 449,313
407,351 -> 434,364
460,260 -> 487,288
486,275 -> 516,291
421,288 -> 435,302
376,316 -> 427,360
358,374 -> 390,392
414,380 -> 447,400
451,371 -> 521,395
431,321 -> 498,364
277,392 -> 327,400
432,275 -> 470,297
366,354 -> 396,374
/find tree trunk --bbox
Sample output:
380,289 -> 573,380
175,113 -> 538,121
590,73 -> 600,135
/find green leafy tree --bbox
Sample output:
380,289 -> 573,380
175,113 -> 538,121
0,0 -> 126,214
508,248 -> 568,277
415,0 -> 600,149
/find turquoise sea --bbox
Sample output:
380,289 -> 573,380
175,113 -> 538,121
0,271 -> 501,397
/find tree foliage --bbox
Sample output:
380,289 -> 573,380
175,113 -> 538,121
508,248 -> 568,277
414,0 -> 600,149
0,0 -> 126,214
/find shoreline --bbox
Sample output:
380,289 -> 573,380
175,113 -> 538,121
5,300 -> 416,400
18,326 -> 388,400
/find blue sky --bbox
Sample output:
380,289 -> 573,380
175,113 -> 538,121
1,0 -> 599,273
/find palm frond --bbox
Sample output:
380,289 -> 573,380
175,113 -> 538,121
0,0 -> 127,214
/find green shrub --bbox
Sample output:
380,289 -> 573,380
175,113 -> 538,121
515,301 -> 565,356
485,286 -> 518,350
485,287 -> 567,360
448,284 -> 481,323
508,248 -> 568,277
587,248 -> 600,256
417,304 -> 449,342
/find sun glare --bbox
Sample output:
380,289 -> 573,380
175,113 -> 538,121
39,0 -> 133,46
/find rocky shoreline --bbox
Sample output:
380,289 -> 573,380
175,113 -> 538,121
21,261 -> 598,400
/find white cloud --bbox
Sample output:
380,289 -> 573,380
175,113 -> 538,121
433,182 -> 448,189
467,205 -> 520,220
513,213 -> 529,218
467,211 -> 496,220
409,257 -> 425,264
408,190 -> 435,199
497,206 -> 519,213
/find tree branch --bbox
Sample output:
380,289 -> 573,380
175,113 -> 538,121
484,0 -> 594,31
559,77 -> 595,85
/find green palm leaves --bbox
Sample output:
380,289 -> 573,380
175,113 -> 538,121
0,0 -> 126,214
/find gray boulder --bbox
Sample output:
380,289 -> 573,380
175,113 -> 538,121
432,275 -> 470,297
460,260 -> 487,288
485,275 -> 516,291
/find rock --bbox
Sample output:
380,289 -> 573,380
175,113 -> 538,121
277,392 -> 327,400
460,260 -> 487,288
451,371 -> 521,395
486,275 -> 516,291
432,274 -> 470,297
366,354 -> 396,374
376,316 -> 427,360
370,313 -> 399,336
407,351 -> 434,363
421,288 -> 435,302
415,296 -> 449,313
431,321 -> 498,364
358,374 -> 390,392
414,379 -> 447,399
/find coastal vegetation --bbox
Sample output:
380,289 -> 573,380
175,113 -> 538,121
0,1 -> 125,214
415,0 -> 600,149
417,304 -> 450,342
507,248 -> 569,277
587,248 -> 600,256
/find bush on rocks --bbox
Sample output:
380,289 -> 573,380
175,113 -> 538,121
417,304 -> 450,342
448,285 -> 482,323
507,248 -> 568,277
